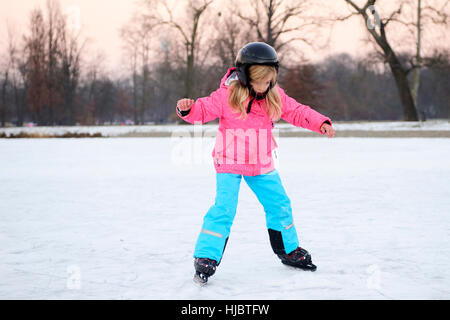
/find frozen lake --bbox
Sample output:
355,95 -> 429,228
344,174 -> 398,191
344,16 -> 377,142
0,137 -> 449,299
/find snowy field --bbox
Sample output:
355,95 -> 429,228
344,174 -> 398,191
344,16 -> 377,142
0,136 -> 449,300
0,120 -> 449,137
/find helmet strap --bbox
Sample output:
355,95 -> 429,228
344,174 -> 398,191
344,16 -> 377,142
249,84 -> 272,101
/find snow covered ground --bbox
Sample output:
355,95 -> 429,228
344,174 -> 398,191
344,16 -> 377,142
0,120 -> 449,137
0,136 -> 449,299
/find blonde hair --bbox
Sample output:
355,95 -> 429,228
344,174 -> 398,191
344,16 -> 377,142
228,65 -> 282,121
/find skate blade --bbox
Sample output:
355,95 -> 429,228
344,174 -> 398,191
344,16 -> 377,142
282,261 -> 317,272
193,273 -> 208,286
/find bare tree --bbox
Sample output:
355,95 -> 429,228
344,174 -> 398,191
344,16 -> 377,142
409,0 -> 422,112
410,0 -> 449,119
121,12 -> 158,124
120,22 -> 140,124
44,0 -> 64,125
4,23 -> 24,126
210,8 -> 254,70
340,0 -> 449,121
138,17 -> 152,125
82,51 -> 106,125
0,32 -> 9,126
234,0 -> 320,53
142,0 -> 214,98
24,8 -> 48,125
59,17 -> 84,125
0,63 -> 8,127
22,0 -> 85,125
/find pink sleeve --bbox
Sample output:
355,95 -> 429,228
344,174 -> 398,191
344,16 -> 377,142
278,87 -> 332,134
177,88 -> 224,124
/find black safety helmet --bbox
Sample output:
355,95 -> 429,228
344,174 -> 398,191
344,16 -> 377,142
235,42 -> 279,88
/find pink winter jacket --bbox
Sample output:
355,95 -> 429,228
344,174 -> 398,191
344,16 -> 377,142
177,67 -> 332,176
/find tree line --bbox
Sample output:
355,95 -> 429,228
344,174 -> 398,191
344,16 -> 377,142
0,0 -> 448,127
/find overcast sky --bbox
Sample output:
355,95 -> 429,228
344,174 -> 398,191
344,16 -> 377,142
1,0 -> 448,74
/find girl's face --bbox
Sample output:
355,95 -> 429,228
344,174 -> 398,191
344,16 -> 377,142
250,74 -> 273,95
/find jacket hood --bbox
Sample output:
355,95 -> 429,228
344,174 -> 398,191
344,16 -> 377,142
220,67 -> 239,88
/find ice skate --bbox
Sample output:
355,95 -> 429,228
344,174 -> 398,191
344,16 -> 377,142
193,258 -> 217,286
277,247 -> 317,271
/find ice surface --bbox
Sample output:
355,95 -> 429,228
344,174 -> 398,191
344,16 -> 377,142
0,137 -> 449,299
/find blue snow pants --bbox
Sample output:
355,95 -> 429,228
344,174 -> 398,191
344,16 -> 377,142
193,169 -> 299,263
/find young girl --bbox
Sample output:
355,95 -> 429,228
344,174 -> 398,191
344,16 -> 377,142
176,42 -> 335,285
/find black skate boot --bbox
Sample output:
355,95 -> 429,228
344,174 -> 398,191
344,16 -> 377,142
193,258 -> 217,285
277,247 -> 317,271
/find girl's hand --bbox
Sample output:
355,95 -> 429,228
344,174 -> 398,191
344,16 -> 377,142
320,123 -> 335,138
177,98 -> 194,111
